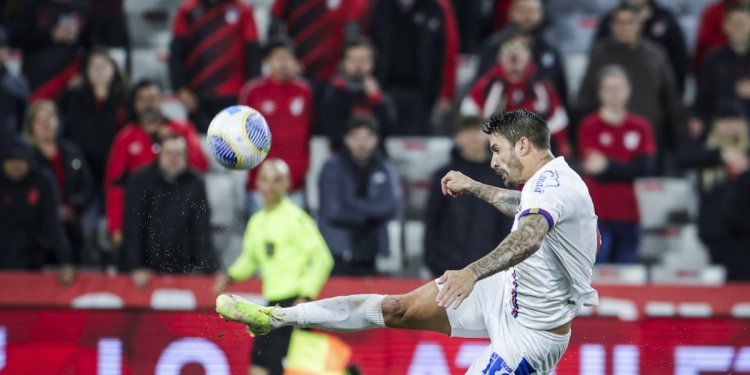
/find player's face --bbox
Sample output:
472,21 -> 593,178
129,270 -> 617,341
268,48 -> 298,81
158,139 -> 187,181
499,38 -> 531,75
724,11 -> 750,45
31,104 -> 60,143
343,46 -> 374,78
598,74 -> 630,109
509,0 -> 543,31
256,164 -> 289,203
611,10 -> 641,45
87,54 -> 115,88
345,127 -> 379,164
489,133 -> 525,189
3,158 -> 30,182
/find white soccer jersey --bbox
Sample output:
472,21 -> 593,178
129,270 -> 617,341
508,156 -> 599,331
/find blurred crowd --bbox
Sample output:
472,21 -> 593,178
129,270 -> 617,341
1,0 -> 750,287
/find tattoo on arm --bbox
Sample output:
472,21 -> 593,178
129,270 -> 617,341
468,214 -> 550,280
466,182 -> 521,217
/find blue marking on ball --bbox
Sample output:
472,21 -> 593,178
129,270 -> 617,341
245,112 -> 270,151
209,135 -> 238,166
225,106 -> 242,115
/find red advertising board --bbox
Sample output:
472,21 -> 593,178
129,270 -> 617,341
1,310 -> 750,374
0,272 -> 749,374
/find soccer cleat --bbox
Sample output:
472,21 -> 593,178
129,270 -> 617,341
215,293 -> 280,337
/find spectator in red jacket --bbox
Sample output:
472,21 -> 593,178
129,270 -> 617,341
578,65 -> 656,264
169,0 -> 261,132
694,0 -> 750,72
105,79 -> 208,247
322,37 -> 396,151
7,0 -> 90,101
368,0 -> 460,135
239,37 -> 312,209
462,30 -> 570,157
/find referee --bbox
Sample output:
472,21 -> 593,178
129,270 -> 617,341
214,159 -> 333,375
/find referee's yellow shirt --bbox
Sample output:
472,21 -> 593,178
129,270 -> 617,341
227,198 -> 334,301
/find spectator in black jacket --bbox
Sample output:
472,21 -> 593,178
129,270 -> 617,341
721,166 -> 750,280
169,0 -> 261,132
8,0 -> 90,101
0,24 -> 29,140
322,38 -> 396,151
60,48 -> 127,193
23,100 -> 94,263
476,0 -> 568,108
424,116 -> 513,275
0,136 -> 74,284
120,135 -> 218,288
679,104 -> 750,279
317,116 -> 401,275
593,0 -> 689,95
692,6 -> 750,136
368,0 -> 459,135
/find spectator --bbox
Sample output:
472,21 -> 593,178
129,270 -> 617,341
322,37 -> 396,151
693,6 -> 750,132
577,4 -> 685,165
477,0 -> 568,108
119,135 -> 218,287
462,31 -> 570,158
23,100 -> 95,263
105,79 -> 208,249
0,136 -> 74,284
318,116 -> 400,275
694,0 -> 750,72
269,0 -> 366,101
720,160 -> 750,280
423,116 -> 513,275
60,48 -> 127,193
239,37 -> 311,207
369,0 -> 459,135
0,24 -> 29,140
170,0 -> 261,133
679,104 -> 750,280
214,159 -> 333,375
593,0 -> 689,95
578,66 -> 656,264
8,0 -> 90,101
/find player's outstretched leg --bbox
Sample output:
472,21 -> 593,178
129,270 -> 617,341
216,282 -> 450,336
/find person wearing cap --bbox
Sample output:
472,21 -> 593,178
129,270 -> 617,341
679,102 -> 750,280
239,37 -> 312,212
0,136 -> 75,284
214,158 -> 333,375
0,24 -> 30,141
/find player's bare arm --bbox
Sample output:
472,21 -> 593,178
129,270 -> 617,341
440,170 -> 521,217
436,214 -> 550,308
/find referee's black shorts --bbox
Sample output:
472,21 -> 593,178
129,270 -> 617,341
250,296 -> 297,375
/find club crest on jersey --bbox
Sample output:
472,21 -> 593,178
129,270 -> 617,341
533,170 -> 559,193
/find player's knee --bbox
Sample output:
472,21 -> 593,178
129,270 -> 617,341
381,295 -> 410,327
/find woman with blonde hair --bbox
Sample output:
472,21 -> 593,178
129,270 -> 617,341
24,99 -> 95,264
679,102 -> 750,280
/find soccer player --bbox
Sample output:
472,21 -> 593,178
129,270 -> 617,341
217,109 -> 599,374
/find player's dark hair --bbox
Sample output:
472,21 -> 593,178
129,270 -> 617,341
264,35 -> 296,58
482,109 -> 550,150
454,115 -> 484,134
347,115 -> 380,135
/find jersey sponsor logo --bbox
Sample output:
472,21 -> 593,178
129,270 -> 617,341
599,132 -> 613,146
290,96 -> 304,117
225,8 -> 239,24
532,170 -> 560,193
624,131 -> 641,150
327,0 -> 341,10
261,100 -> 276,114
481,352 -> 536,375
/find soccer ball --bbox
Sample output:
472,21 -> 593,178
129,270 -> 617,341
206,105 -> 272,170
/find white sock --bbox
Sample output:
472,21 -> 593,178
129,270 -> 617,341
270,294 -> 385,331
